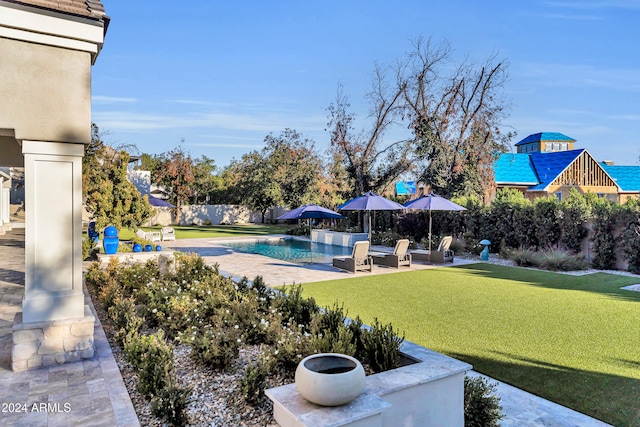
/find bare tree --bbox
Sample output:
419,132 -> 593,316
327,78 -> 414,197
401,37 -> 513,201
327,37 -> 512,202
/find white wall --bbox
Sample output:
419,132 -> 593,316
179,204 -> 262,225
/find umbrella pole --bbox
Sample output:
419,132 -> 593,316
428,209 -> 432,260
309,218 -> 313,264
368,212 -> 372,246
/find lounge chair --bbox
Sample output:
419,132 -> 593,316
332,240 -> 373,273
161,226 -> 176,241
135,229 -> 161,242
412,236 -> 454,263
372,239 -> 411,268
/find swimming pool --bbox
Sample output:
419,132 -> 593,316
222,238 -> 353,263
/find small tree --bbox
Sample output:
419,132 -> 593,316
83,123 -> 153,230
154,144 -> 196,223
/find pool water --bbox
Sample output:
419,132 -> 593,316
222,238 -> 353,263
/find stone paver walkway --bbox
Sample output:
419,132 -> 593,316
0,229 -> 139,427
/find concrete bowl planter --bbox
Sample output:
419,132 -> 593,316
295,353 -> 365,406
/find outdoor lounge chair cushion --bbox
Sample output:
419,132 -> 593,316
372,239 -> 411,268
332,240 -> 373,273
412,236 -> 454,263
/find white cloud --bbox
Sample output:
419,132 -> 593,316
92,95 -> 137,104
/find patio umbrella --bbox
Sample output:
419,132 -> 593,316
338,191 -> 405,243
148,195 -> 175,208
277,204 -> 345,220
402,193 -> 466,252
277,204 -> 345,263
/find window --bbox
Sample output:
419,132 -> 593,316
553,143 -> 560,151
545,143 -> 552,151
555,192 -> 562,201
561,143 -> 568,150
597,193 -> 605,198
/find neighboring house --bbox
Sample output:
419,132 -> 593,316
395,181 -> 418,197
494,132 -> 640,202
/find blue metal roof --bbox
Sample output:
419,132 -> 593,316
395,181 -> 417,195
494,153 -> 539,184
600,164 -> 640,192
515,132 -> 576,146
528,149 -> 584,191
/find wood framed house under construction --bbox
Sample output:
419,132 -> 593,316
494,132 -> 640,203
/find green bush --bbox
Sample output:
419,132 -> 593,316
535,249 -> 587,271
151,385 -> 191,427
182,324 -> 240,370
507,248 -> 538,267
362,318 -> 404,373
274,284 -> 319,331
107,295 -> 143,346
124,330 -> 176,397
82,236 -> 99,261
591,201 -> 618,269
464,376 -> 504,427
241,361 -> 268,405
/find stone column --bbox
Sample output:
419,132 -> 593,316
12,140 -> 94,371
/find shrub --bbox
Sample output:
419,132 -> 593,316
464,376 -> 504,427
182,324 -> 240,370
362,318 -> 404,373
151,385 -> 191,427
241,361 -> 269,405
262,323 -> 312,377
310,326 -> 356,356
107,295 -> 143,346
535,249 -> 587,271
124,330 -> 175,397
82,236 -> 99,261
591,202 -> 617,269
507,248 -> 538,267
85,262 -> 110,290
274,284 -> 319,330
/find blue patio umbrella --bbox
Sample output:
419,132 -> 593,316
148,195 -> 175,208
403,193 -> 466,252
338,191 -> 405,243
277,204 -> 345,263
277,204 -> 345,220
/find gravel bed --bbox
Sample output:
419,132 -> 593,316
86,281 -> 279,427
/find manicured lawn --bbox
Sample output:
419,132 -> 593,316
120,224 -> 292,240
298,264 -> 640,426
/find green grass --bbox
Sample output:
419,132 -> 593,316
298,264 -> 640,426
119,224 -> 292,240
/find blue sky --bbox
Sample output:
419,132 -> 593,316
92,1 -> 640,170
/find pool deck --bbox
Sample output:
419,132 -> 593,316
162,235 -> 478,286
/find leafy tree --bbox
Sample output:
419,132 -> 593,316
154,144 -> 196,221
233,129 -> 325,221
83,123 -> 153,230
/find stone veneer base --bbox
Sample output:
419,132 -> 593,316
11,305 -> 95,371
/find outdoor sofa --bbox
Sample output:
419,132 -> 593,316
161,226 -> 176,241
